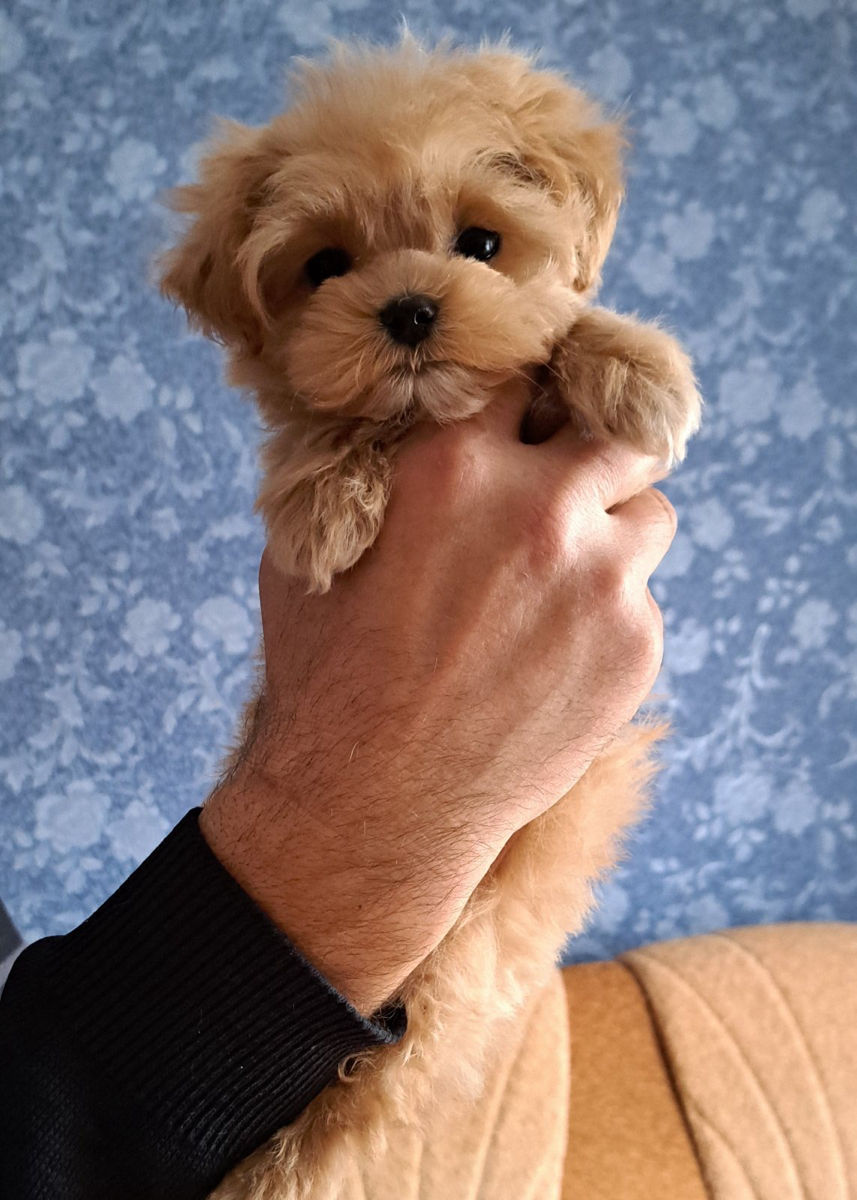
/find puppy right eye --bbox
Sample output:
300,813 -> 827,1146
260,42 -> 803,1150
304,247 -> 352,288
454,227 -> 501,262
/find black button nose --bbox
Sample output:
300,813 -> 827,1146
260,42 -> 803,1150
378,294 -> 439,346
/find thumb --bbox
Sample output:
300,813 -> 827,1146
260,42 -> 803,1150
469,376 -> 535,442
398,376 -> 533,455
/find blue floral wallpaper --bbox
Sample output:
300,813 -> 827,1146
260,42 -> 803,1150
1,0 -> 855,962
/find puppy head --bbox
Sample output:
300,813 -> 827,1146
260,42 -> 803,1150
159,34 -> 625,426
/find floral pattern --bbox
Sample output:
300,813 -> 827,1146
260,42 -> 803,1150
1,0 -> 855,959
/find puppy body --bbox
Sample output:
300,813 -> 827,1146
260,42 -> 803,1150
160,34 -> 700,1199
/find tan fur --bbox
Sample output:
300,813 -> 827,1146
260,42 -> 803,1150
157,30 -> 701,1199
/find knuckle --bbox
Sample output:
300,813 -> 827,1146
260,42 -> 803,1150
578,441 -> 624,501
589,554 -> 628,603
600,580 -> 663,679
647,488 -> 678,537
523,490 -> 576,571
624,597 -> 663,680
437,422 -> 487,472
397,425 -> 487,499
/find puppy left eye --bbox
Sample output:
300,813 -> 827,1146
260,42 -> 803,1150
454,227 -> 501,262
304,247 -> 352,287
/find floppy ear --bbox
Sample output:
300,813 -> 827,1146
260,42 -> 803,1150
157,119 -> 283,348
469,53 -> 626,293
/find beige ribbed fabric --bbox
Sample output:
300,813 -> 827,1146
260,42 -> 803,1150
621,923 -> 857,1200
353,967 -> 570,1199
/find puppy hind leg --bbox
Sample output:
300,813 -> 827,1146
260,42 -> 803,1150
550,307 -> 702,467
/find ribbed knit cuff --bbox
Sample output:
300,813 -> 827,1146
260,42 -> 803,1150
32,807 -> 407,1165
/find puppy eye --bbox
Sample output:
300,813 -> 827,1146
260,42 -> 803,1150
304,247 -> 352,287
454,227 -> 501,262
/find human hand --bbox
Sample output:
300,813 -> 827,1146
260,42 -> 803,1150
200,380 -> 676,1014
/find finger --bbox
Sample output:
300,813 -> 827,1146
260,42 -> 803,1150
610,487 -> 678,580
396,381 -> 533,466
645,587 -> 665,676
470,380 -> 537,441
544,435 -> 670,512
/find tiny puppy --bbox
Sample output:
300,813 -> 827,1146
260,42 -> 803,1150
159,32 -> 701,1200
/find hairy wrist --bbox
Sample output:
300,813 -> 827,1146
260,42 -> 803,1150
199,764 -> 460,1015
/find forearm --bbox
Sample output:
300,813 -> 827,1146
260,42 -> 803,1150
0,809 -> 405,1200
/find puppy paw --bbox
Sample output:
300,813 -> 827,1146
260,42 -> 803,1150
257,425 -> 393,593
550,307 -> 702,467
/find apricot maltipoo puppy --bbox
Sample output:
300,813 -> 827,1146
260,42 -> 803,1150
159,31 -> 701,1200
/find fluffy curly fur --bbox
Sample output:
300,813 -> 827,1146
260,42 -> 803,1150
158,30 -> 701,1200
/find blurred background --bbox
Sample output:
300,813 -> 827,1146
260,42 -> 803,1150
1,0 -> 855,964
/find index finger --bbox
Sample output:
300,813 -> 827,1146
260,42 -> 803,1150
543,435 -> 670,512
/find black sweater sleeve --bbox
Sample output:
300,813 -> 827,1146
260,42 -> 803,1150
0,808 -> 407,1200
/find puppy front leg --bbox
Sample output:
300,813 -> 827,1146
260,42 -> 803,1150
257,421 -> 394,594
550,307 -> 703,467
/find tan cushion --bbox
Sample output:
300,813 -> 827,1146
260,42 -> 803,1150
349,922 -> 857,1198
621,923 -> 857,1199
561,960 -> 708,1199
